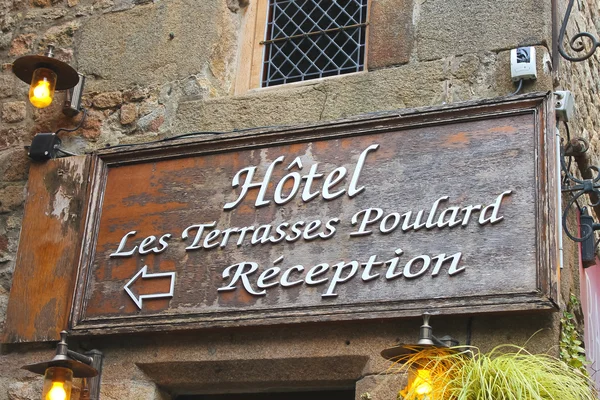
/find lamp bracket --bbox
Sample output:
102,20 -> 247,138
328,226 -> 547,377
380,313 -> 461,361
558,0 -> 600,62
22,331 -> 104,400
560,134 -> 600,264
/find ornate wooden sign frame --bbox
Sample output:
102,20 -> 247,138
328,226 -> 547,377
61,94 -> 558,336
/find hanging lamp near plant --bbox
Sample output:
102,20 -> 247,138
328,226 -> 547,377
390,345 -> 597,400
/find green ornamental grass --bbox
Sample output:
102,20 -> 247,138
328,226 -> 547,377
393,345 -> 598,400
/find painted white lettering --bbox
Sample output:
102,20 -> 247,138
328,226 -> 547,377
361,255 -> 383,281
182,222 -> 217,250
461,204 -> 482,226
217,262 -> 265,295
223,155 -> 285,210
401,210 -> 426,231
322,167 -> 347,200
220,227 -> 240,248
323,261 -> 359,297
403,255 -> 431,279
138,236 -> 157,255
319,218 -> 340,239
110,230 -> 138,257
431,252 -> 464,276
303,220 -> 322,241
301,164 -> 324,202
380,212 -> 401,234
280,265 -> 305,287
479,190 -> 513,225
385,249 -> 405,280
257,267 -> 281,289
350,208 -> 384,237
305,263 -> 330,285
203,229 -> 221,249
426,196 -> 450,229
274,171 -> 302,205
348,144 -> 379,197
437,207 -> 462,228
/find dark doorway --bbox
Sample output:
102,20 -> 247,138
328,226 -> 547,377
177,389 -> 355,400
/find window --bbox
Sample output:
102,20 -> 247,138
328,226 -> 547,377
261,0 -> 368,87
235,0 -> 369,93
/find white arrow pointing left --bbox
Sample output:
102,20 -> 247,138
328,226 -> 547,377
124,265 -> 175,310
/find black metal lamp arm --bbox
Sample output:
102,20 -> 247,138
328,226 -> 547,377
558,0 -> 600,62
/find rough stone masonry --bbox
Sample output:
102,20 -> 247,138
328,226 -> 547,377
0,0 -> 598,398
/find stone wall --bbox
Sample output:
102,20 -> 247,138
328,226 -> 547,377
554,0 -> 600,386
0,0 -> 591,398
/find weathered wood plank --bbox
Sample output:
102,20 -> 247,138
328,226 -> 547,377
2,156 -> 91,343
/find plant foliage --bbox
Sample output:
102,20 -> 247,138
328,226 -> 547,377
392,345 -> 597,400
560,293 -> 588,374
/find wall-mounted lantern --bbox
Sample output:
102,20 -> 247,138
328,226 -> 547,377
381,313 -> 460,399
12,45 -> 83,112
22,331 -> 103,400
11,44 -> 87,161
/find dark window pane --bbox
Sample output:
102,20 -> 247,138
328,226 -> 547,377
262,0 -> 368,87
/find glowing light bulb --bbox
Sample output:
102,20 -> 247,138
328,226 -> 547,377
28,68 -> 56,108
46,381 -> 67,400
400,368 -> 434,399
413,369 -> 433,396
42,367 -> 72,400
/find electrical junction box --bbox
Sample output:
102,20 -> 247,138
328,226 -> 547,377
28,132 -> 61,161
511,47 -> 537,81
555,90 -> 575,122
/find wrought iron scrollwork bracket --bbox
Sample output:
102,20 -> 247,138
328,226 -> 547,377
558,0 -> 600,62
561,137 -> 600,264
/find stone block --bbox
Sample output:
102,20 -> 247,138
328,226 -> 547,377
123,86 -> 148,102
317,59 -> 447,121
355,374 -> 407,400
93,91 -> 123,108
173,84 -> 326,133
99,381 -> 166,400
8,34 -> 35,57
0,184 -> 25,213
0,148 -> 30,182
0,74 -> 14,98
368,0 -> 413,69
39,21 -> 80,48
0,33 -> 12,50
7,380 -> 43,400
416,0 -> 552,61
81,109 -> 104,140
226,0 -> 248,13
120,103 -> 137,124
32,0 -> 51,7
137,104 -> 164,132
0,126 -> 33,148
78,0 -> 225,91
1,101 -> 26,123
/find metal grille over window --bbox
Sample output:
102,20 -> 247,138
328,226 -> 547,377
261,0 -> 368,87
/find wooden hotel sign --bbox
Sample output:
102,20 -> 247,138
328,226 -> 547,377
3,94 -> 560,340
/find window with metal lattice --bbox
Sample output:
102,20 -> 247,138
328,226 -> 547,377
260,0 -> 368,87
